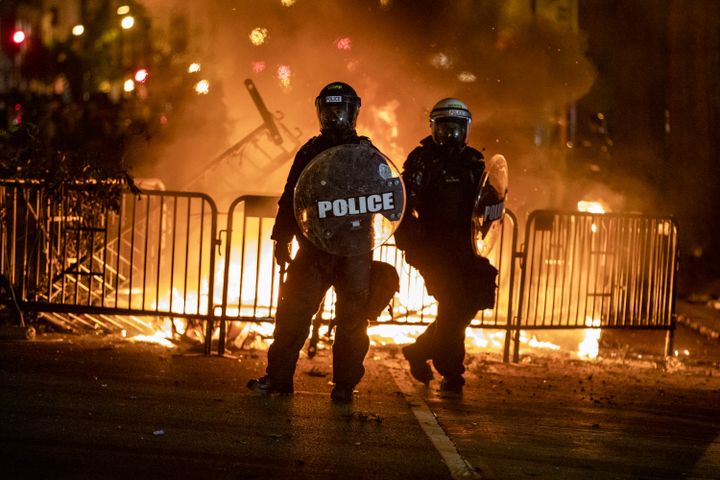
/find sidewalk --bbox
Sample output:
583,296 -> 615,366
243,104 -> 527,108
676,299 -> 720,341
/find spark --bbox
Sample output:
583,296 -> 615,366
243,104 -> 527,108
188,63 -> 201,73
251,61 -> 266,73
281,0 -> 296,5
336,37 -> 352,50
72,25 -> 84,36
123,79 -> 134,92
249,27 -> 269,46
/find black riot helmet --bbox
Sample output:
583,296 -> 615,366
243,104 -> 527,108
429,98 -> 472,148
315,82 -> 361,134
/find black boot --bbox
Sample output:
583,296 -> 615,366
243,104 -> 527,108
402,344 -> 433,384
330,384 -> 355,403
439,376 -> 464,398
247,375 -> 294,395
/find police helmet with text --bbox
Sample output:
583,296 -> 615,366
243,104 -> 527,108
315,82 -> 361,133
429,98 -> 472,148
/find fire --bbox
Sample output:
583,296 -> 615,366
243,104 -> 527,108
577,317 -> 601,359
128,318 -> 177,348
577,200 -> 608,213
572,200 -> 606,360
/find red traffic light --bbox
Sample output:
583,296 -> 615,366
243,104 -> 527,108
12,30 -> 26,44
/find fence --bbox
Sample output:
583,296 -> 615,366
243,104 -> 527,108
512,210 -> 678,361
0,182 -> 678,361
0,182 -> 219,353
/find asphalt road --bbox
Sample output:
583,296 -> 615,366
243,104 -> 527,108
1,324 -> 719,480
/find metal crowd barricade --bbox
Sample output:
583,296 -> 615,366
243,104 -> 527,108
0,181 -> 219,354
216,194 -> 519,359
512,209 -> 679,362
216,195 -> 285,354
0,182 -> 679,363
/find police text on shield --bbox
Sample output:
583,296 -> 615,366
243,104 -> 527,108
317,192 -> 395,219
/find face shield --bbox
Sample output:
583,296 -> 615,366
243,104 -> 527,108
431,117 -> 469,148
316,97 -> 359,133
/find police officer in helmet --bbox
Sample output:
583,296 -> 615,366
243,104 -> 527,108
395,98 -> 498,397
247,81 -> 379,403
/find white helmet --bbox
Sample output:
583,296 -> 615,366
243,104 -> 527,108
429,98 -> 472,148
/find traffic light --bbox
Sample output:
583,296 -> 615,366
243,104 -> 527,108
11,30 -> 26,45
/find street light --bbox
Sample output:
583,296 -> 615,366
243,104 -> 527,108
134,68 -> 148,83
121,16 -> 135,30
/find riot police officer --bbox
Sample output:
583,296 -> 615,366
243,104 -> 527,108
247,81 -> 377,403
395,98 -> 498,397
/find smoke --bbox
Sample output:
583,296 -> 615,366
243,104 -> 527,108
131,0 -> 597,214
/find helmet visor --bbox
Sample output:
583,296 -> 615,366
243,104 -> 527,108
432,117 -> 468,147
318,102 -> 358,131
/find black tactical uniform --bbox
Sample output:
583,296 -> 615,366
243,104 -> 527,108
395,99 -> 498,396
247,82 -> 376,403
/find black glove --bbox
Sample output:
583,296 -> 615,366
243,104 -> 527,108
273,240 -> 293,267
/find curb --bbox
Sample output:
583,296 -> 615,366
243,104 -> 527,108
677,313 -> 720,342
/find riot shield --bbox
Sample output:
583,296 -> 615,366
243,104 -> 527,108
293,143 -> 405,256
472,154 -> 508,257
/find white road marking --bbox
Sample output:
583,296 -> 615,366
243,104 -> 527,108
688,431 -> 720,479
389,360 -> 488,479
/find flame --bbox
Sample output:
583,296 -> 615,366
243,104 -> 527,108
520,332 -> 561,351
129,318 -> 176,348
577,317 -> 600,360
577,200 -> 608,213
